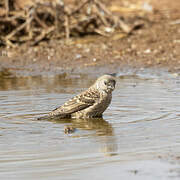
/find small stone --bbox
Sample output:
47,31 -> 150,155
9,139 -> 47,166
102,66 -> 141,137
104,27 -> 114,33
144,49 -> 151,53
75,54 -> 82,59
64,126 -> 76,134
93,58 -> 97,62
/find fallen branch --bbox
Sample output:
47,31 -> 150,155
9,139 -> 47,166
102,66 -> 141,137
0,0 -> 134,46
32,26 -> 55,45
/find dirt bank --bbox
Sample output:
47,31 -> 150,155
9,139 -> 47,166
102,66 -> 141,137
0,0 -> 180,76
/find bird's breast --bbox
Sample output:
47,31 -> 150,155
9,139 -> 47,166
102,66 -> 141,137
87,92 -> 112,116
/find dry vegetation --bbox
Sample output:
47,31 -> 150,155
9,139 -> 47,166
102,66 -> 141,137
0,0 -> 179,76
0,0 -> 135,47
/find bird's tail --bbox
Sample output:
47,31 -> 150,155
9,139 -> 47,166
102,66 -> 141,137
37,115 -> 53,121
37,114 -> 69,121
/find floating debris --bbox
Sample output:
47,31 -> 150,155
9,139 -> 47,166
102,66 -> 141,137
64,126 -> 76,134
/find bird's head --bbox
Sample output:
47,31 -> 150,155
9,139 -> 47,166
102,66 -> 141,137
94,75 -> 116,93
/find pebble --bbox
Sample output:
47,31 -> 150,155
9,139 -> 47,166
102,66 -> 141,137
93,58 -> 97,62
75,54 -> 82,59
144,49 -> 151,53
64,126 -> 76,134
47,55 -> 51,60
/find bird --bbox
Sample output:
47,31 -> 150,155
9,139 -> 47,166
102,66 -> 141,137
37,74 -> 116,120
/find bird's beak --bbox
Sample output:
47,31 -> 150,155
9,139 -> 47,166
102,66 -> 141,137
108,85 -> 115,90
108,81 -> 116,90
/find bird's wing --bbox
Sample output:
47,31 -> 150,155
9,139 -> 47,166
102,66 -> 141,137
49,88 -> 100,117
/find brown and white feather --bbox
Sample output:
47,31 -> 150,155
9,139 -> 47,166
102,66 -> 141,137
38,75 -> 116,120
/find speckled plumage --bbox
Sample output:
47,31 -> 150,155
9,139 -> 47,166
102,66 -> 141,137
38,75 -> 116,120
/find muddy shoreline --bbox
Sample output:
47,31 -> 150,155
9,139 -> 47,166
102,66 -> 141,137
0,0 -> 180,77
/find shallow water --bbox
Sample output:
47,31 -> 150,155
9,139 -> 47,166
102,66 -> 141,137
0,71 -> 180,180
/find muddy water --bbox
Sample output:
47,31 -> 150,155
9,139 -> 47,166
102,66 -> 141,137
0,71 -> 180,180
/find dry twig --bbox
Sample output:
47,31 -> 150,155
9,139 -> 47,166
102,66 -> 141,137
0,0 -> 133,46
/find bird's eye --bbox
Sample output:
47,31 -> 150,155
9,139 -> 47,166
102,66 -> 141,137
104,81 -> 107,85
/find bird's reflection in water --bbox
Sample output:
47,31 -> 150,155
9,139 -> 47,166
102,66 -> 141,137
52,117 -> 118,156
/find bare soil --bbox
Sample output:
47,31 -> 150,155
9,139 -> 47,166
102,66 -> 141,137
0,0 -> 180,76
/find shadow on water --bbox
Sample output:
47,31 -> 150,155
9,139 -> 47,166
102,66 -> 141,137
52,117 -> 118,156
